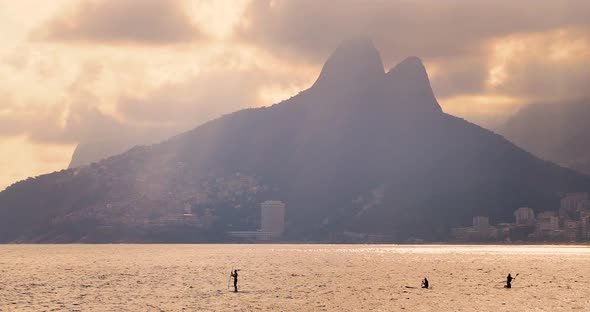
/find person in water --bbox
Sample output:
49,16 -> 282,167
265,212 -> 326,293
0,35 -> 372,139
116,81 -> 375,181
421,277 -> 429,289
505,273 -> 514,288
230,269 -> 239,292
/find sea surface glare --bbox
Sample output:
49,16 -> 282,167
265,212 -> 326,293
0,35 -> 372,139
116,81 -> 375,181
0,245 -> 589,311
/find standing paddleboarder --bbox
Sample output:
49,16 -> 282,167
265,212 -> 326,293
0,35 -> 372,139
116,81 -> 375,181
505,273 -> 517,288
230,269 -> 239,292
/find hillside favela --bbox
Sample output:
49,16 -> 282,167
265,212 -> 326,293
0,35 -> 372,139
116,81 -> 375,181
1,1 -> 589,311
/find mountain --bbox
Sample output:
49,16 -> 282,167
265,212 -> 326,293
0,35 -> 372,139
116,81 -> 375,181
499,100 -> 590,175
1,38 -> 589,243
68,129 -> 175,169
69,137 -> 146,169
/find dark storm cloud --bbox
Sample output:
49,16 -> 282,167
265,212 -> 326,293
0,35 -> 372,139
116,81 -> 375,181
117,68 -> 270,128
33,0 -> 201,44
429,54 -> 490,98
236,0 -> 590,99
0,59 -> 149,144
0,64 -> 277,147
494,54 -> 590,100
0,112 -> 28,138
237,0 -> 590,64
0,101 -> 124,144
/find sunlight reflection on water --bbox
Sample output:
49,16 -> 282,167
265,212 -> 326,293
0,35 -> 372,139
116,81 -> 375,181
1,244 -> 588,311
270,244 -> 590,255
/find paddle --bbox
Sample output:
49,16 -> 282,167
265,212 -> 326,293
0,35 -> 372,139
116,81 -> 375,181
502,273 -> 519,288
227,267 -> 233,290
501,273 -> 519,281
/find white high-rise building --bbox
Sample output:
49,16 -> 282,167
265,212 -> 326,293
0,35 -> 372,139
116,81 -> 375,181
473,216 -> 489,233
536,211 -> 560,232
560,193 -> 590,213
261,200 -> 286,235
514,207 -> 535,225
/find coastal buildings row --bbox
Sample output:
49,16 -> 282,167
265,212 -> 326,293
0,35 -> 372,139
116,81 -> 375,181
452,193 -> 590,242
227,200 -> 286,241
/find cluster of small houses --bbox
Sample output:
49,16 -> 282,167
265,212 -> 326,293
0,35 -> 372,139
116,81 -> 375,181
452,192 -> 590,242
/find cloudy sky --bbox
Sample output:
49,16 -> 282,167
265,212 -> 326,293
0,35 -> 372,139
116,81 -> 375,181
1,0 -> 589,190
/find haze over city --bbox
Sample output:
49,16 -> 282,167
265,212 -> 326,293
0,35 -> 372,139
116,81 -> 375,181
1,0 -> 589,190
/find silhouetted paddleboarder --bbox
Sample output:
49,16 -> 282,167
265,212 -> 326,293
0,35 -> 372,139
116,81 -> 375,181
505,273 -> 518,288
230,269 -> 239,292
421,277 -> 429,289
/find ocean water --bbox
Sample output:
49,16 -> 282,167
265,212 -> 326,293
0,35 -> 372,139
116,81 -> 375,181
0,244 -> 589,311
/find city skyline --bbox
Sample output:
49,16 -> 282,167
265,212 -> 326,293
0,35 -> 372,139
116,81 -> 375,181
452,192 -> 590,242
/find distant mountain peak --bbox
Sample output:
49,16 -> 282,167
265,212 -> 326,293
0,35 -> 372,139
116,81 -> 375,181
386,56 -> 442,113
312,37 -> 385,91
310,39 -> 441,113
391,56 -> 426,75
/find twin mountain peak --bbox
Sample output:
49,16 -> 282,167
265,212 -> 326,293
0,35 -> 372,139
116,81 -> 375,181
311,38 -> 442,114
0,38 -> 588,243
